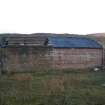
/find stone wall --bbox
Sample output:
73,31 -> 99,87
91,36 -> 105,66
51,48 -> 103,69
1,46 -> 52,73
0,47 -> 103,73
103,49 -> 105,66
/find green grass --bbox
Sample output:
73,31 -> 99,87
0,70 -> 105,105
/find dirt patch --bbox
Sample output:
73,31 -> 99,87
9,73 -> 33,81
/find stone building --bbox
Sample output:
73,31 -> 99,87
0,35 -> 103,73
47,36 -> 103,69
0,36 -> 51,73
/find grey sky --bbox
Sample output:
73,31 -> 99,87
0,0 -> 105,34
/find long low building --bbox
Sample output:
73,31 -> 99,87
0,35 -> 103,73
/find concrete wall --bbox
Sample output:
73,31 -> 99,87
51,48 -> 103,69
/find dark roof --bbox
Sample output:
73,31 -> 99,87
7,36 -> 47,46
47,36 -> 102,49
0,36 -> 47,47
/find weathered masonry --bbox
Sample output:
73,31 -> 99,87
0,36 -> 52,73
47,37 -> 103,69
0,35 -> 103,73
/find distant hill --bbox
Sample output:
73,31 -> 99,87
87,33 -> 105,37
86,33 -> 105,48
0,33 -> 82,37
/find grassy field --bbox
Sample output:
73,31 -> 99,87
0,70 -> 105,105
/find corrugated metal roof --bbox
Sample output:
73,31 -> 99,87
6,36 -> 47,46
47,36 -> 102,48
0,36 -> 47,47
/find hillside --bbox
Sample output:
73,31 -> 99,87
88,33 -> 105,37
86,34 -> 105,48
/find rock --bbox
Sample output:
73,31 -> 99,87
93,68 -> 100,71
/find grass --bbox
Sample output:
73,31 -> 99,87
0,69 -> 105,105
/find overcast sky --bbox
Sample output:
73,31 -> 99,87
0,0 -> 105,34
